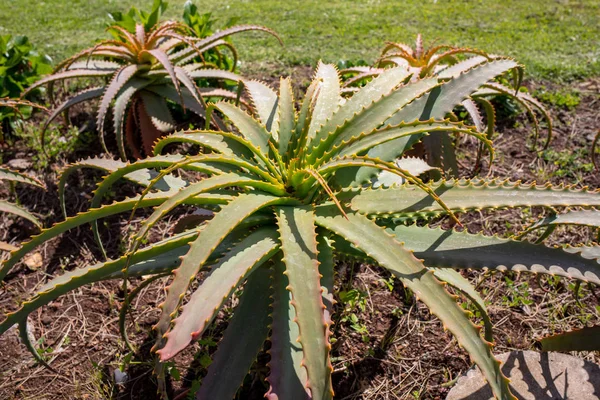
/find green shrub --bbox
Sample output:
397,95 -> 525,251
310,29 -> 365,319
107,0 -> 169,33
3,62 -> 600,400
0,35 -> 52,135
535,87 -> 581,110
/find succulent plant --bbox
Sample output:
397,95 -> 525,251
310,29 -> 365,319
341,34 -> 552,175
25,19 -> 279,159
2,61 -> 600,400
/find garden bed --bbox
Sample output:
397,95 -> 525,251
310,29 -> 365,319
1,70 -> 599,399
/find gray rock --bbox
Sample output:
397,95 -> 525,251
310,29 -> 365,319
113,368 -> 128,385
6,158 -> 32,170
446,350 -> 600,399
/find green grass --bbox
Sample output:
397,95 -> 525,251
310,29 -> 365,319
1,0 -> 598,81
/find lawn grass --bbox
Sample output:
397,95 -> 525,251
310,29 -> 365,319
1,0 -> 598,81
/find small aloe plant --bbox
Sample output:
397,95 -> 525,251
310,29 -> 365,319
2,61 -> 600,400
341,34 -> 552,175
25,18 -> 279,159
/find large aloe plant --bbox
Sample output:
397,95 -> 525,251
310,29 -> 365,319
2,62 -> 600,400
25,19 -> 279,159
342,34 -> 552,175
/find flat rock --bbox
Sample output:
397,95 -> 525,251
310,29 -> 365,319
6,158 -> 32,170
446,350 -> 600,399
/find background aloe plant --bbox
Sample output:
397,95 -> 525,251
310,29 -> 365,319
341,34 -> 552,176
2,61 -> 600,400
26,15 -> 279,159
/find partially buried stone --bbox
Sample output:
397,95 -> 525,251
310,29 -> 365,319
446,350 -> 600,399
6,158 -> 32,170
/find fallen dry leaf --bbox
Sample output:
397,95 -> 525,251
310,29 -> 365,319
23,252 -> 43,269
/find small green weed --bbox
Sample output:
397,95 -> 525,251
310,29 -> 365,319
12,122 -> 92,169
501,276 -> 533,309
535,87 -> 580,109
338,288 -> 370,342
539,148 -> 594,180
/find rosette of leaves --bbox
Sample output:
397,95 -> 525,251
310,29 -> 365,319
25,18 -> 279,160
109,0 -> 238,72
0,35 -> 52,136
3,62 -> 600,400
341,34 -> 552,175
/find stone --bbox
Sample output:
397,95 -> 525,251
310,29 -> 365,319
446,350 -> 600,400
6,158 -> 32,170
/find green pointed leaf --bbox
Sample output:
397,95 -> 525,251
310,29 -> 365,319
0,200 -> 42,229
315,208 -> 514,400
130,174 -> 283,257
0,167 -> 43,188
161,228 -> 279,359
518,210 -> 600,240
113,79 -> 151,159
66,60 -> 120,71
266,258 -> 309,400
145,48 -> 182,103
196,266 -> 272,400
97,64 -> 142,152
311,77 -> 439,165
156,193 -> 296,360
307,62 -> 342,147
276,206 -> 333,400
0,190 -> 230,281
336,120 -> 490,160
24,69 -> 116,95
430,268 -> 493,342
139,91 -> 175,133
343,180 -> 600,217
312,66 -> 412,153
388,225 -> 600,285
153,131 -> 254,160
245,80 -> 279,133
146,85 -> 207,118
214,101 -> 271,154
541,326 -> 600,352
277,77 -> 295,156
0,227 -> 204,339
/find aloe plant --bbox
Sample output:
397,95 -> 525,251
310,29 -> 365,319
2,61 -> 600,400
25,18 -> 279,159
341,34 -> 552,175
